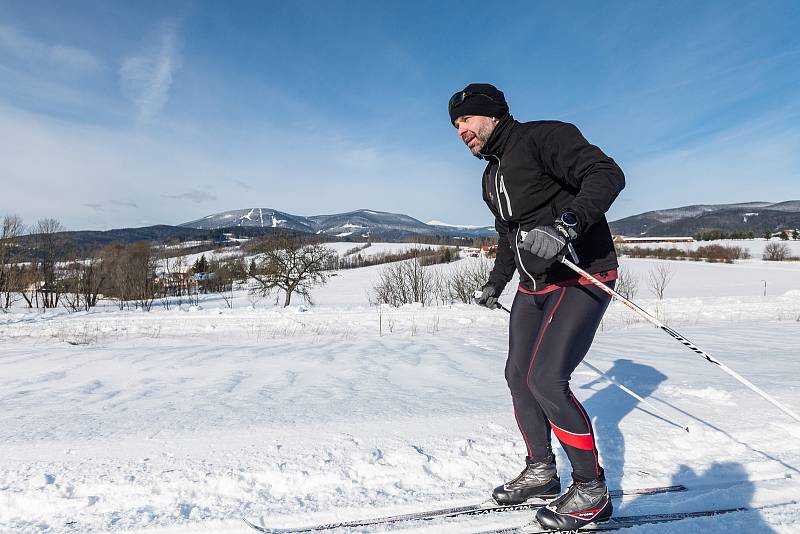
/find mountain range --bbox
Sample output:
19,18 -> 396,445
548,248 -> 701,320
180,208 -> 496,239
9,202 -> 800,258
608,201 -> 800,236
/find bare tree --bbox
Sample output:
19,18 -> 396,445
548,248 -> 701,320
647,263 -> 674,300
763,242 -> 790,261
101,242 -> 158,310
18,265 -> 39,308
125,242 -> 158,310
372,258 -> 438,307
0,215 -> 25,310
62,256 -> 106,312
614,267 -> 639,300
33,218 -> 67,308
447,257 -> 493,304
250,238 -> 336,307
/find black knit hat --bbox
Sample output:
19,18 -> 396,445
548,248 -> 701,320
448,83 -> 509,125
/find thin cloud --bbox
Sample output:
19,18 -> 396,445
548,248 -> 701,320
0,24 -> 101,70
83,203 -> 104,212
162,189 -> 216,204
50,45 -> 101,70
119,20 -> 182,123
110,200 -> 139,208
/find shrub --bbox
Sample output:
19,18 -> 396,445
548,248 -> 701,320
763,242 -> 790,261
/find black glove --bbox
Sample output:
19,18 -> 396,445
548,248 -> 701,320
473,284 -> 499,309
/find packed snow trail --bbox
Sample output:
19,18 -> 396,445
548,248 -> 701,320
2,257 -> 800,532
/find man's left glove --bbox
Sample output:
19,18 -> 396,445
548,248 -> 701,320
520,226 -> 566,260
520,211 -> 580,260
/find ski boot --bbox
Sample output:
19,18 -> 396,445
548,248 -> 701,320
535,476 -> 612,531
492,453 -> 561,505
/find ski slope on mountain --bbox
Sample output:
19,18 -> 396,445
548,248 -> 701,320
1,253 -> 799,533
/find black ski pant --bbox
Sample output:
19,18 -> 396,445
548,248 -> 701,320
505,280 -> 614,483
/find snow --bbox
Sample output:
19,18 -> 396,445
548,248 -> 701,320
426,220 -> 488,229
2,254 -> 800,533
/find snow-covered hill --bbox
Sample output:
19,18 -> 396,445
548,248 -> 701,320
610,200 -> 800,237
181,209 -> 496,239
181,208 -> 315,233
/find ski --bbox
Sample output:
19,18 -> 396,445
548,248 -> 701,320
241,484 -> 686,533
476,507 -> 748,533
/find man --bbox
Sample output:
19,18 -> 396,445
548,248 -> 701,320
449,83 -> 625,531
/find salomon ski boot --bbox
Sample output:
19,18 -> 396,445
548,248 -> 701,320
492,454 -> 561,505
535,476 -> 612,530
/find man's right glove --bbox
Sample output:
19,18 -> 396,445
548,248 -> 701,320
473,284 -> 499,309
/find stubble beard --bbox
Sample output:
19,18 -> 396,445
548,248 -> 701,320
467,120 -> 495,156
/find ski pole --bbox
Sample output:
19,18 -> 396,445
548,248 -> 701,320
495,303 -> 689,432
559,256 -> 800,425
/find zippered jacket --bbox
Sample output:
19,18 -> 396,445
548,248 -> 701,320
480,114 -> 625,293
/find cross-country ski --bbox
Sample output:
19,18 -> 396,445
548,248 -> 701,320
475,506 -> 750,534
242,484 -> 686,532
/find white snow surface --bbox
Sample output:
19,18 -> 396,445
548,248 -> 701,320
624,238 -> 800,258
2,254 -> 800,533
426,220 -> 488,229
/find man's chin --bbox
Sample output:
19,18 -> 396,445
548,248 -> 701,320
468,143 -> 483,156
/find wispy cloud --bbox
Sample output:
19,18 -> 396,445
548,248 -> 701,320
110,200 -> 139,209
84,203 -> 104,212
119,20 -> 182,123
0,24 -> 101,70
162,189 -> 216,204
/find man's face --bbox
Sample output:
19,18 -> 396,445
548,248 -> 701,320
454,115 -> 498,156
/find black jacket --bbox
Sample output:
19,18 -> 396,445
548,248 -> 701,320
479,114 -> 625,293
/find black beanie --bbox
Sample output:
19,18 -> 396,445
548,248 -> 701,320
448,83 -> 509,125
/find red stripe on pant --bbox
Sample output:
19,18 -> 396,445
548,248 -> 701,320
549,421 -> 595,450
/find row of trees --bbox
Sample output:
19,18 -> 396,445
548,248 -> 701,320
693,230 -> 799,240
620,244 -> 751,263
1,216 -> 72,310
1,218 -> 347,311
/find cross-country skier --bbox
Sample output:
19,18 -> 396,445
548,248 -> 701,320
448,83 -> 625,531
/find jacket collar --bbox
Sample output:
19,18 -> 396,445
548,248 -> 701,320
478,113 -> 515,160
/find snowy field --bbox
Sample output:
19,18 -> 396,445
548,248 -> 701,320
2,253 -> 800,534
621,238 -> 800,258
160,242 -> 445,274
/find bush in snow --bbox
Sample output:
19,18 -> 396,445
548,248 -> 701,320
763,242 -> 791,261
371,258 -> 442,307
447,257 -> 493,304
614,268 -> 639,300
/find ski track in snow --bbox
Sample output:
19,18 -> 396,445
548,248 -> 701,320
1,255 -> 800,533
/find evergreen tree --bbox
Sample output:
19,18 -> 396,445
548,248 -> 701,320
193,254 -> 209,273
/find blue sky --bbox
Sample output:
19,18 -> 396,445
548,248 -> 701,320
1,0 -> 799,231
